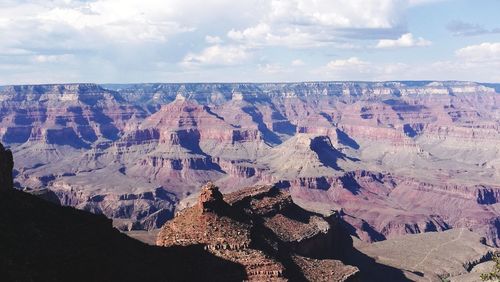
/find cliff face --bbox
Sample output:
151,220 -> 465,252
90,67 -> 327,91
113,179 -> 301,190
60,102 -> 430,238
0,84 -> 141,147
156,183 -> 359,281
0,143 -> 13,190
108,81 -> 496,105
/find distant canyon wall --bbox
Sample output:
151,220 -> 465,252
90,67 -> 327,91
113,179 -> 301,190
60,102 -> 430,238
1,81 -> 498,246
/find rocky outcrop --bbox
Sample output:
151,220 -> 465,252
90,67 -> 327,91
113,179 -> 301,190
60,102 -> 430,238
157,184 -> 286,280
0,143 -> 13,190
157,183 -> 359,281
25,188 -> 61,205
197,182 -> 227,212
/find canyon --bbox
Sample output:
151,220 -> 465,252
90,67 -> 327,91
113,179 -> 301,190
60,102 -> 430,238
1,81 -> 499,249
1,142 -> 495,281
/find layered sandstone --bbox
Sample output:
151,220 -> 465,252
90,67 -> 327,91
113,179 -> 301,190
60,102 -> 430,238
2,81 -> 499,246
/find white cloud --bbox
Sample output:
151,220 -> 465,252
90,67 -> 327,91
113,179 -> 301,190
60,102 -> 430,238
205,35 -> 223,44
0,0 -> 260,53
180,45 -> 251,68
291,59 -> 305,66
35,2 -> 194,42
228,23 -> 270,42
227,0 -> 419,48
376,33 -> 431,48
267,0 -> 403,29
228,23 -> 323,48
0,47 -> 33,56
318,57 -> 410,80
338,43 -> 500,82
413,42 -> 500,82
3,0 -> 492,84
326,57 -> 369,69
258,63 -> 290,74
455,42 -> 500,62
408,0 -> 445,7
32,54 -> 75,63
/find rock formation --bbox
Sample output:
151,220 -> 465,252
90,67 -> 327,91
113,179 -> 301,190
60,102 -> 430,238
157,183 -> 359,281
1,81 -> 499,247
0,143 -> 13,190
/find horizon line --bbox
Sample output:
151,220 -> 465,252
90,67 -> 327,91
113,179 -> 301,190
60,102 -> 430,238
1,80 -> 499,88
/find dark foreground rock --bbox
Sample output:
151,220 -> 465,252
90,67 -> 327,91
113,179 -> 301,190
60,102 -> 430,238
0,143 -> 13,191
0,141 -> 245,282
0,187 -> 249,282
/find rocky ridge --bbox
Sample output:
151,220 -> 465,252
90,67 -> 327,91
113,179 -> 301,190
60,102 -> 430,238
156,182 -> 359,281
0,142 -> 247,281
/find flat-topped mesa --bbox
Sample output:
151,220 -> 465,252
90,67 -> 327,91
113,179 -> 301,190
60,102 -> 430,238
0,83 -> 116,104
110,81 -> 498,102
0,143 -> 13,190
198,182 -> 226,212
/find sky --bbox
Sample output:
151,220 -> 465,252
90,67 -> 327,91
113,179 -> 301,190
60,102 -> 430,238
0,0 -> 499,84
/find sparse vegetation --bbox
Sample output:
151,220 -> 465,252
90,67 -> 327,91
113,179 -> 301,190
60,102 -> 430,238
481,253 -> 500,281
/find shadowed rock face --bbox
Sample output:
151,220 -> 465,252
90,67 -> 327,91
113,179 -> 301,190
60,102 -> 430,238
157,183 -> 360,281
2,81 -> 499,246
0,142 -> 247,282
0,143 -> 13,190
198,182 -> 227,212
0,188 -> 249,282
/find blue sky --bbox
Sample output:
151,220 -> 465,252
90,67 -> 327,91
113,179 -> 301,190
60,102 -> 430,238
0,0 -> 499,84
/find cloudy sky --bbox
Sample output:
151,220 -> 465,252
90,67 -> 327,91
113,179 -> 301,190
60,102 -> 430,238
0,0 -> 499,84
